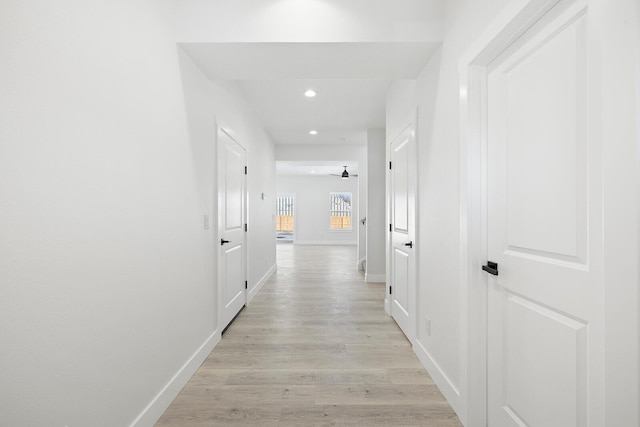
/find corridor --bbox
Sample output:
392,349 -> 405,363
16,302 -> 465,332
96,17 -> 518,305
157,245 -> 461,426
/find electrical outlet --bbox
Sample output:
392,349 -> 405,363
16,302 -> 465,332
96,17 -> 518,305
425,317 -> 431,336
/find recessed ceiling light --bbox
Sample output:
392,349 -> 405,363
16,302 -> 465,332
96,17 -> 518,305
310,170 -> 316,174
309,130 -> 318,135
304,89 -> 316,98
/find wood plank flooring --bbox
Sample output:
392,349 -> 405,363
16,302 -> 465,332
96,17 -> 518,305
156,244 -> 462,426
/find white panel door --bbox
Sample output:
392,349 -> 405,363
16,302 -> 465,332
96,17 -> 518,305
390,123 -> 416,342
218,128 -> 247,332
486,5 -> 601,426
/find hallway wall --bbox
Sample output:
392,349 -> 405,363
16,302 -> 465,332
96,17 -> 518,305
276,175 -> 359,245
387,0 -> 640,424
178,49 -> 277,299
276,144 -> 367,263
0,2 -> 275,425
386,0 -> 549,419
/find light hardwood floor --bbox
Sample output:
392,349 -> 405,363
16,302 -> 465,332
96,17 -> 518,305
156,244 -> 462,426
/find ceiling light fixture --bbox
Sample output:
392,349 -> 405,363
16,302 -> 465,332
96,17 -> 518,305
329,166 -> 358,179
304,89 -> 316,98
309,130 -> 318,135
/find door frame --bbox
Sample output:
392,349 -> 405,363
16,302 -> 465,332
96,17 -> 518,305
385,111 -> 419,344
216,123 -> 248,333
458,0 -> 575,424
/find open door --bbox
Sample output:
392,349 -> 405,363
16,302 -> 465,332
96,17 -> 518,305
218,128 -> 247,333
389,121 -> 417,342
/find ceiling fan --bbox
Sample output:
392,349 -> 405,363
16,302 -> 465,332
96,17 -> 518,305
330,166 -> 358,179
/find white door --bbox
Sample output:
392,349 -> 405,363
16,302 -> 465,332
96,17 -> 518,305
218,128 -> 247,332
389,123 -> 417,342
486,4 -> 602,426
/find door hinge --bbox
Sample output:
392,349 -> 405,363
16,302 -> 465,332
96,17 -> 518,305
389,224 -> 392,232
389,286 -> 392,294
245,280 -> 248,289
244,223 -> 247,232
389,161 -> 392,170
244,166 -> 247,175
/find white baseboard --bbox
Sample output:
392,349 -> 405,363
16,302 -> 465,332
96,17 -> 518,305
413,338 -> 462,418
384,297 -> 390,315
294,240 -> 357,245
248,263 -> 276,303
365,273 -> 386,283
131,330 -> 220,427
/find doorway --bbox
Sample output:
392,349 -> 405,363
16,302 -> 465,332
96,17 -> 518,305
276,194 -> 295,243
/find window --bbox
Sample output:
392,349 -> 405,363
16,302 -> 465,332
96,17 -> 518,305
330,192 -> 352,230
276,195 -> 294,232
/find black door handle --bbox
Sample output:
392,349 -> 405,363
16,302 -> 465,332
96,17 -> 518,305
482,261 -> 498,275
404,241 -> 413,249
220,239 -> 230,246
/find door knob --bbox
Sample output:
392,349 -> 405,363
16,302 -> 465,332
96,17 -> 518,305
482,261 -> 498,275
220,239 -> 230,245
404,241 -> 413,249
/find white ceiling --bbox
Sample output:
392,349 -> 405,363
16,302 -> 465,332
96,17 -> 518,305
180,42 -> 439,145
238,78 -> 390,145
277,161 -> 359,177
177,0 -> 443,179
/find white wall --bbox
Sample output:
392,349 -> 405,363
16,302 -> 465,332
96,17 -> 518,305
0,2 -> 275,425
386,0 -> 640,424
365,129 -> 387,282
386,81 -> 418,141
276,144 -> 367,260
386,1 -> 531,418
179,52 -> 277,291
277,175 -> 358,244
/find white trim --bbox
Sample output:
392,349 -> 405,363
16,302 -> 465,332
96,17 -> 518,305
364,273 -> 386,283
130,331 -> 220,427
293,241 -> 357,245
248,263 -> 276,303
414,339 -> 462,417
384,297 -> 390,315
